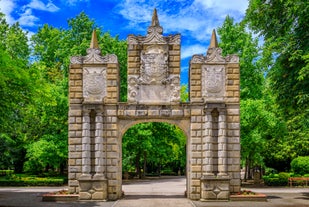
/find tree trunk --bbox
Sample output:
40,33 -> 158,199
143,151 -> 147,178
135,153 -> 141,179
244,157 -> 249,181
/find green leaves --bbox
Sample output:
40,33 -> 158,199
218,16 -> 264,100
122,122 -> 186,177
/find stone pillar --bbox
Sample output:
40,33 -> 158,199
94,111 -> 105,178
204,110 -> 214,176
218,109 -> 228,177
81,110 -> 91,179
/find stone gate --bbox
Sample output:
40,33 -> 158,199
68,9 -> 240,201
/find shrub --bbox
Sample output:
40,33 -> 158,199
0,170 -> 14,176
291,156 -> 309,175
0,174 -> 65,186
263,172 -> 290,186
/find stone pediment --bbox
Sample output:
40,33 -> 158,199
70,49 -> 118,64
127,9 -> 181,104
128,9 -> 180,45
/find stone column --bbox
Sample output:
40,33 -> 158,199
81,110 -> 91,179
94,111 -> 105,178
204,110 -> 214,176
218,109 -> 228,176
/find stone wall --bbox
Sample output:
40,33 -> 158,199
68,10 -> 240,201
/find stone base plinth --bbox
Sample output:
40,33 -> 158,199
78,174 -> 107,200
200,175 -> 230,201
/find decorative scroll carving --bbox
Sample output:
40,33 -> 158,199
168,34 -> 181,45
168,75 -> 181,102
205,48 -> 226,63
202,65 -> 225,99
70,56 -> 82,64
191,54 -> 206,64
225,54 -> 239,63
127,76 -> 139,102
83,49 -> 118,64
127,35 -> 139,44
84,48 -> 105,64
142,25 -> 166,44
83,67 -> 106,103
140,45 -> 168,84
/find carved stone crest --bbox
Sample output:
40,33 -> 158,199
83,67 -> 106,103
202,65 -> 225,100
140,45 -> 168,84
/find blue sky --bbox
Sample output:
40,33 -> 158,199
0,0 -> 248,84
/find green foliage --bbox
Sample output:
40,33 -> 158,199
180,84 -> 189,102
218,16 -> 264,100
0,13 -> 32,173
0,170 -> 14,176
263,172 -> 290,186
0,11 -> 127,175
245,0 -> 309,168
0,174 -> 65,186
291,156 -> 309,175
122,122 -> 186,178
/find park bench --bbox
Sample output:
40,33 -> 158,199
288,177 -> 309,187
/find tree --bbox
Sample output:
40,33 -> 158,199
0,13 -> 32,172
246,0 -> 309,166
122,122 -> 186,178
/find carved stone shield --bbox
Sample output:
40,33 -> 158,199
83,67 -> 106,102
203,65 -> 225,99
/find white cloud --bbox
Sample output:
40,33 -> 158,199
0,0 -> 16,24
64,0 -> 90,6
18,9 -> 39,27
116,0 -> 248,43
28,0 -> 60,12
194,0 -> 248,15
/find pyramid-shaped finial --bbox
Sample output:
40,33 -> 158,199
151,8 -> 160,26
209,29 -> 218,48
90,29 -> 99,49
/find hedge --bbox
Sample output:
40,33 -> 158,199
263,172 -> 290,186
0,179 -> 64,186
0,170 -> 14,176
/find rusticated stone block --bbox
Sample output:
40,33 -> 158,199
68,10 -> 240,202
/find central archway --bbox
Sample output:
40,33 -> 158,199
120,121 -> 189,197
119,118 -> 190,195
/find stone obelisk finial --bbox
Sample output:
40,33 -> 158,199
151,8 -> 160,26
209,29 -> 218,48
90,29 -> 99,49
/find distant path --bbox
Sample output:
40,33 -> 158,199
114,176 -> 194,207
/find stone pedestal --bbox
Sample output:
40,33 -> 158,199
79,175 -> 107,200
200,175 -> 230,201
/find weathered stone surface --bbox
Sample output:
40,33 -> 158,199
68,9 -> 240,202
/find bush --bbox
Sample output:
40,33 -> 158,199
291,156 -> 309,175
0,174 -> 65,186
263,172 -> 290,186
0,170 -> 14,176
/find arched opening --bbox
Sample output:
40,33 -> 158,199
121,121 -> 187,198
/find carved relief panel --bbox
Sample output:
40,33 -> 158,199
83,67 -> 107,103
202,65 -> 225,101
140,45 -> 168,84
127,44 -> 180,104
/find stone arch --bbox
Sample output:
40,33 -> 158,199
68,9 -> 241,202
118,118 -> 190,140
